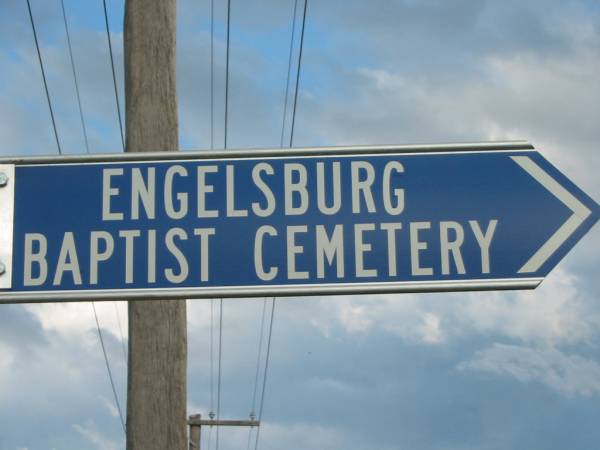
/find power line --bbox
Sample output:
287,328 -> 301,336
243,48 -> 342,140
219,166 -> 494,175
210,298 -> 215,416
215,2 -> 231,443
206,417 -> 214,450
207,297 -> 216,450
113,302 -> 127,365
289,0 -> 309,148
223,0 -> 232,149
92,302 -> 126,434
280,0 -> 300,148
60,0 -> 89,154
250,299 -> 268,417
60,0 -> 126,434
26,0 -> 62,154
254,4 -> 309,448
246,298 -> 268,450
102,0 -> 125,151
253,298 -> 276,450
61,0 -> 128,408
206,2 -> 217,447
210,0 -> 215,150
215,298 -> 223,450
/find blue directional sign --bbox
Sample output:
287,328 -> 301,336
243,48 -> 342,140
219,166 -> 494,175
0,141 -> 597,302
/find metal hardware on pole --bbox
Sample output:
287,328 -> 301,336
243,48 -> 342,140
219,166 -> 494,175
188,414 -> 260,450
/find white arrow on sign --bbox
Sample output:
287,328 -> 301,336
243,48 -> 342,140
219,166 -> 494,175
512,156 -> 592,274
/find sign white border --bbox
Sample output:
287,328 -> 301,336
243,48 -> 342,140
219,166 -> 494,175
0,164 -> 14,290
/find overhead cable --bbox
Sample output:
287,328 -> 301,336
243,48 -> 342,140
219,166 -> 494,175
215,298 -> 224,450
101,1 -> 130,371
210,0 -> 215,150
102,0 -> 125,150
289,0 -> 308,148
113,303 -> 127,365
60,0 -> 89,153
207,297 -> 215,450
253,298 -> 276,450
92,303 -> 127,434
223,0 -> 232,149
26,0 -> 62,154
255,2 -> 309,448
246,298 -> 269,450
280,0 -> 300,148
60,0 -> 126,434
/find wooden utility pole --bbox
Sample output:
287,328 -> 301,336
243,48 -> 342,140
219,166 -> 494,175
124,1 -> 187,450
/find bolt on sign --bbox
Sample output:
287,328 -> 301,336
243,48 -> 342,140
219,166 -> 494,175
0,141 -> 598,303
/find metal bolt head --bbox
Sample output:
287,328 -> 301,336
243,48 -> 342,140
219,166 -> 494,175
0,262 -> 5,276
0,172 -> 8,187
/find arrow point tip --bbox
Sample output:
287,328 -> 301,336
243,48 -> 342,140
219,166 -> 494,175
590,197 -> 600,223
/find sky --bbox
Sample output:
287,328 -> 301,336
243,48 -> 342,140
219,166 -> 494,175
1,0 -> 600,449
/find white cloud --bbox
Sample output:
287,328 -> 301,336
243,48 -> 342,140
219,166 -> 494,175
310,267 -> 599,347
100,396 -> 120,418
457,268 -> 596,345
239,420 -> 397,450
73,422 -> 122,450
306,376 -> 357,394
418,313 -> 444,344
337,303 -> 374,333
24,301 -> 128,345
0,342 -> 15,379
458,343 -> 600,398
